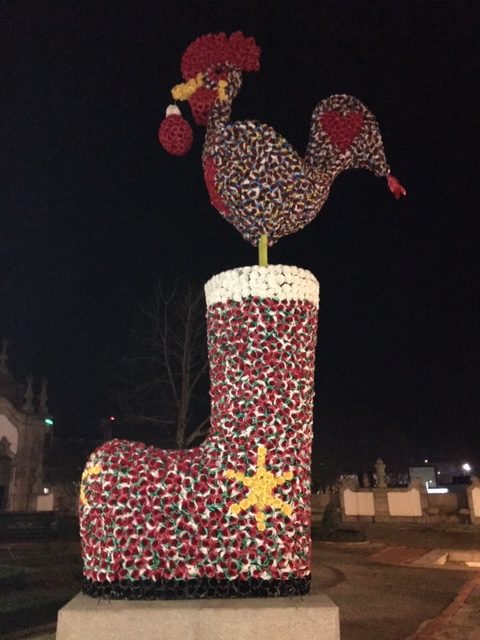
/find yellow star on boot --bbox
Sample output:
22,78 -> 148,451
225,446 -> 293,531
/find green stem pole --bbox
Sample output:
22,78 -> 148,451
258,234 -> 268,267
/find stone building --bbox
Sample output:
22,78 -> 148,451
0,339 -> 50,511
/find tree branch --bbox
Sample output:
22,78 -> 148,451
185,416 -> 210,446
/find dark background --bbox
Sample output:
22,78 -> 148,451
1,1 -> 479,472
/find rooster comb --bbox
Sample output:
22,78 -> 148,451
181,32 -> 261,81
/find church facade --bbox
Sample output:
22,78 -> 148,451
0,339 -> 50,511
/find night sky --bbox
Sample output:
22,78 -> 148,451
1,1 -> 479,469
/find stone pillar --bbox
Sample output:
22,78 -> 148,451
467,477 -> 480,525
375,458 -> 387,488
22,376 -> 35,413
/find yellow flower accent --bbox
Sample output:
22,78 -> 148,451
229,503 -> 242,515
225,446 -> 294,531
217,79 -> 228,102
171,73 -> 204,101
79,464 -> 102,507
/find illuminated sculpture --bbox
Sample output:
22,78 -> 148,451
80,32 -> 404,599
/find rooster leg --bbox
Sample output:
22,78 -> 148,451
258,234 -> 268,267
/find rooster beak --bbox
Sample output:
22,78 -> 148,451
171,72 -> 204,101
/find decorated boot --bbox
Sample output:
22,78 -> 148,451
80,265 -> 318,598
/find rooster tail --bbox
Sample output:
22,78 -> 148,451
304,94 -> 391,180
386,173 -> 407,199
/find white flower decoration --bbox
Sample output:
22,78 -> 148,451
205,265 -> 320,308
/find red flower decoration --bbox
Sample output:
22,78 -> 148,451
181,32 -> 260,81
320,111 -> 365,153
158,106 -> 193,156
187,86 -> 216,126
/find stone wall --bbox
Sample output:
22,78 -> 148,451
338,480 -> 476,524
0,397 -> 49,511
311,493 -> 332,523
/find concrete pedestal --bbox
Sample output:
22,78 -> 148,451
56,592 -> 340,640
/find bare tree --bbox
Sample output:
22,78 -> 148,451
116,282 -> 210,448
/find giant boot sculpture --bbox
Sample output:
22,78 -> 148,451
80,265 -> 319,598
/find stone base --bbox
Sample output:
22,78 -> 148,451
56,592 -> 340,640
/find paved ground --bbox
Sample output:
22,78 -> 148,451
311,542 -> 471,640
7,523 -> 480,640
315,523 -> 480,639
432,582 -> 480,640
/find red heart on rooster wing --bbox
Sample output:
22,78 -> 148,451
320,111 -> 365,153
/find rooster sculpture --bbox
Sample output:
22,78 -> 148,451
159,32 -> 405,262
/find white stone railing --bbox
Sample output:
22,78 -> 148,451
343,488 -> 375,517
387,487 -> 422,517
340,482 -> 426,522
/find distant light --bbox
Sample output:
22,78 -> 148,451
462,463 -> 472,473
44,417 -> 54,426
108,415 -> 116,422
437,471 -> 441,475
43,487 -> 49,495
424,459 -> 429,464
